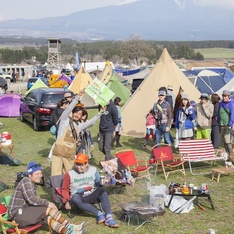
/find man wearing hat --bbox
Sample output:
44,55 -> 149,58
218,90 -> 234,162
8,162 -> 86,234
153,89 -> 173,146
195,93 -> 214,139
62,153 -> 119,228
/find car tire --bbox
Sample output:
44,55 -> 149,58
20,110 -> 25,122
33,117 -> 40,131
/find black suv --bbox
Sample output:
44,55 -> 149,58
20,88 -> 74,131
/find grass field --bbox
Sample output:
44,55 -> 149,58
194,48 -> 234,60
0,111 -> 234,234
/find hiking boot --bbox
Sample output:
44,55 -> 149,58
104,217 -> 119,228
97,213 -> 105,224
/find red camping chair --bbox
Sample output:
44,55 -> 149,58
152,144 -> 185,180
116,149 -> 151,182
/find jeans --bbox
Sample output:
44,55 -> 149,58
155,124 -> 172,146
98,132 -> 114,161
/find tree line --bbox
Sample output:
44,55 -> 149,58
0,36 -> 234,65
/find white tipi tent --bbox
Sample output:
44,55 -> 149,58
121,48 -> 200,138
216,78 -> 234,97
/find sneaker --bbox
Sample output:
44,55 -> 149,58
66,222 -> 86,234
97,213 -> 105,224
142,144 -> 146,150
104,217 -> 119,228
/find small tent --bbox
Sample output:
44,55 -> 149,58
99,63 -> 130,104
69,67 -> 93,93
106,73 -> 130,105
121,48 -> 201,138
50,74 -> 72,88
68,67 -> 97,108
25,78 -> 48,95
0,93 -> 22,117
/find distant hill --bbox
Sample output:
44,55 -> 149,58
0,0 -> 233,41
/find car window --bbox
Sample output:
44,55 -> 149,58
41,93 -> 66,104
28,78 -> 37,83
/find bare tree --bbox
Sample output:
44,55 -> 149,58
120,34 -> 156,65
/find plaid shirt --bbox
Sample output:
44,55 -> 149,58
8,177 -> 49,220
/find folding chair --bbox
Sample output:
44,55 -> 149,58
152,143 -> 185,180
178,139 -> 223,175
0,195 -> 50,234
116,149 -> 151,182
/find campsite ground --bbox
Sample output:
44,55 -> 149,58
0,110 -> 233,234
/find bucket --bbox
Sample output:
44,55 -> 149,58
1,132 -> 12,145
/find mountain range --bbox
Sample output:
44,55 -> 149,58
0,0 -> 233,41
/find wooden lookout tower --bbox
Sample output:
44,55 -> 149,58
47,38 -> 61,67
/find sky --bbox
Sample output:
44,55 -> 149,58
1,0 -> 234,21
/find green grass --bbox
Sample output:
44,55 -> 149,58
0,112 -> 234,234
194,48 -> 234,59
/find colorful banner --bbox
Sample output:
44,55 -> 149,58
85,78 -> 115,107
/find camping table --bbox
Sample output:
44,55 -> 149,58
0,144 -> 15,157
167,190 -> 215,210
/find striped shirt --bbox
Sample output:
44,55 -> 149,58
8,177 -> 49,220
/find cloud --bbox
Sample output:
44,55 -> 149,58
116,0 -> 140,6
193,0 -> 234,9
174,0 -> 186,9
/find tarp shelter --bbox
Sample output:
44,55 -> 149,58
50,74 -> 72,88
121,48 -> 201,138
25,78 -> 48,95
69,67 -> 93,93
216,78 -> 234,97
124,67 -> 151,83
0,93 -> 22,117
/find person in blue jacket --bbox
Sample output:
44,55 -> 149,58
175,94 -> 195,142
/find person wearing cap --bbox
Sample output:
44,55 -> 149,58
153,89 -> 173,146
8,162 -> 86,234
195,93 -> 214,139
175,94 -> 195,144
61,153 -> 119,228
167,85 -> 175,109
218,90 -> 234,162
51,90 -> 104,176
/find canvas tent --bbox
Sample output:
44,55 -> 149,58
25,78 -> 48,95
0,93 -> 22,117
69,67 -> 93,93
68,67 -> 97,108
121,48 -> 201,138
216,78 -> 234,97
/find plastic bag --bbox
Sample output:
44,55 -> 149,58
50,125 -> 57,135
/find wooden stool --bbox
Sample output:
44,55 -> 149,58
211,167 -> 234,182
0,144 -> 15,157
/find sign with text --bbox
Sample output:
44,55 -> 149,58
85,78 -> 115,107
